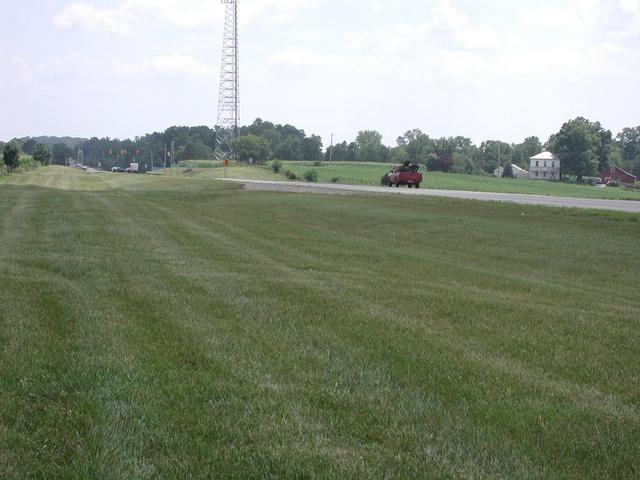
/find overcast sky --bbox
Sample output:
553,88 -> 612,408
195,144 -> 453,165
1,0 -> 639,146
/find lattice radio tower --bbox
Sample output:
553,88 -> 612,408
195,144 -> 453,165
216,0 -> 239,160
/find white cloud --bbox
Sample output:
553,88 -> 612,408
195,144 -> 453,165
268,0 -> 637,87
20,53 -> 216,81
116,54 -> 217,78
54,0 -> 316,35
523,0 -> 640,37
54,3 -> 134,35
370,2 -> 383,14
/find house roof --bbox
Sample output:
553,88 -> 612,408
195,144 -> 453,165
530,151 -> 559,161
511,164 -> 529,174
605,165 -> 636,180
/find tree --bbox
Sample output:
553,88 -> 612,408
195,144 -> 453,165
3,143 -> 19,171
511,137 -> 542,168
389,145 -> 408,164
32,143 -> 52,166
616,126 -> 640,170
549,118 -> 603,182
502,164 -> 514,178
52,143 -> 73,165
479,140 -> 511,174
21,138 -> 38,155
426,153 -> 453,172
632,158 -> 640,178
356,130 -> 385,162
179,137 -> 212,161
302,135 -> 322,161
233,135 -> 273,164
402,130 -> 435,165
275,136 -> 302,160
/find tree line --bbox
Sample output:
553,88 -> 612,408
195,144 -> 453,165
3,117 -> 639,181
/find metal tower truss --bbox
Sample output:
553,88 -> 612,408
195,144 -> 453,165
216,0 -> 239,160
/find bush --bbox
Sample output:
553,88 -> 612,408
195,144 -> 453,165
303,170 -> 318,182
285,170 -> 298,180
271,160 -> 283,173
331,177 -> 340,183
607,181 -> 621,188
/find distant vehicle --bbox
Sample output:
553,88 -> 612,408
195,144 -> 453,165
387,163 -> 423,188
112,167 -> 125,173
128,163 -> 139,174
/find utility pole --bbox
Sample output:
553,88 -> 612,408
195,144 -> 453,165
171,141 -> 175,176
164,143 -> 167,176
329,133 -> 334,163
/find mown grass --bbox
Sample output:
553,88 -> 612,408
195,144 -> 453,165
1,167 -> 639,478
281,161 -> 640,201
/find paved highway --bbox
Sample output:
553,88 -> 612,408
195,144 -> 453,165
221,179 -> 640,213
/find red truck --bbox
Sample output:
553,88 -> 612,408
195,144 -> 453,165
386,163 -> 423,188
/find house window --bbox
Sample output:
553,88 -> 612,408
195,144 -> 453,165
544,172 -> 547,178
552,162 -> 555,167
544,161 -> 547,167
535,171 -> 539,177
536,161 -> 539,167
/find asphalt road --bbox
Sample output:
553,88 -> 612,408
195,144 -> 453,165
221,179 -> 640,213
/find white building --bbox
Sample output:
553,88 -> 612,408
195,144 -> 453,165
512,164 -> 530,179
494,164 -> 530,179
530,152 -> 560,180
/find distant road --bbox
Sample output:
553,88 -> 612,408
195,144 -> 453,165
220,179 -> 640,213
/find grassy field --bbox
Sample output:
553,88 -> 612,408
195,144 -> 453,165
280,161 -> 640,201
1,167 -> 639,478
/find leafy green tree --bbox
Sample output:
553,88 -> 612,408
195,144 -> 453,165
179,138 -> 212,161
32,143 -> 52,166
275,136 -> 303,160
479,140 -> 511,174
632,158 -> 640,178
549,118 -> 604,182
52,143 -> 73,165
21,138 -> 38,155
302,135 -> 322,161
233,135 -> 273,164
502,164 -> 514,178
616,126 -> 640,169
356,130 -> 385,162
3,143 -> 19,171
402,130 -> 435,164
511,137 -> 542,168
389,145 -> 408,164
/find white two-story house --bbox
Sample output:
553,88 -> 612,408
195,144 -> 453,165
530,152 -> 560,180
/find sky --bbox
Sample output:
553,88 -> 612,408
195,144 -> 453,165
1,0 -> 639,146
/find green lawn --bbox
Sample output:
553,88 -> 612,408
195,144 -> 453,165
1,167 -> 639,478
154,164 -> 282,182
281,161 -> 640,201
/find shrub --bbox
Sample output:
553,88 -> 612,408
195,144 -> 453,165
331,177 -> 340,183
607,180 -> 621,188
271,160 -> 283,173
285,170 -> 298,180
303,170 -> 318,182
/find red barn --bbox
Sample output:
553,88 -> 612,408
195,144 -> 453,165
600,166 -> 636,185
